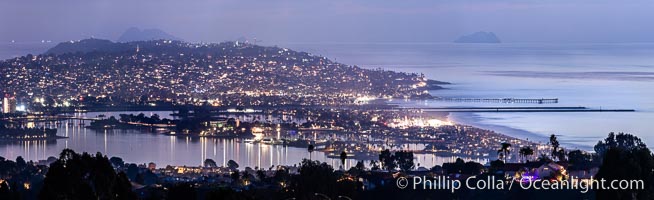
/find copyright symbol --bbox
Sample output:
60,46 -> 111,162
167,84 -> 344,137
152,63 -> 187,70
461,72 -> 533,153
397,177 -> 408,189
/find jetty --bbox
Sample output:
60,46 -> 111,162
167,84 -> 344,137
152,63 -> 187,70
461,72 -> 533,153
410,107 -> 635,113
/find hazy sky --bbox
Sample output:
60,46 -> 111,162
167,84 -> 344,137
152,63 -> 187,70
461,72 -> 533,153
1,0 -> 653,44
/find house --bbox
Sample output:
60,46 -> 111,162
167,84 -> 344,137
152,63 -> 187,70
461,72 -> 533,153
537,162 -> 568,180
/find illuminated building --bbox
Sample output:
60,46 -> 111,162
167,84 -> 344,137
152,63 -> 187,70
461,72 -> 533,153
2,94 -> 16,114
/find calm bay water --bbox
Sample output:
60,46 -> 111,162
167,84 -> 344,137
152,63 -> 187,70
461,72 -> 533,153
0,111 -> 480,168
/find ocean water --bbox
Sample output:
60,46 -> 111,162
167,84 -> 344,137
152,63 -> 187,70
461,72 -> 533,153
0,42 -> 54,59
281,42 -> 654,150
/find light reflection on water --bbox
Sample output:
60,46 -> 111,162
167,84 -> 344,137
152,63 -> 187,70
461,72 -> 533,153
0,111 -> 484,168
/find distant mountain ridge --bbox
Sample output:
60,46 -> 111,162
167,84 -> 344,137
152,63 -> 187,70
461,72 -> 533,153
117,27 -> 180,42
454,32 -> 501,43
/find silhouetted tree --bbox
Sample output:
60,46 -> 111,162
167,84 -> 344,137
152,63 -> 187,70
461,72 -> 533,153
109,157 -> 124,168
550,134 -> 566,161
594,132 -> 647,162
519,146 -> 534,162
379,149 -> 396,171
497,142 -> 511,162
595,133 -> 654,200
15,156 -> 26,169
204,159 -> 217,168
291,159 -> 357,200
355,161 -> 365,172
340,151 -> 347,168
38,149 -> 136,200
227,160 -> 239,171
308,144 -> 315,160
567,150 -> 596,168
395,151 -> 415,171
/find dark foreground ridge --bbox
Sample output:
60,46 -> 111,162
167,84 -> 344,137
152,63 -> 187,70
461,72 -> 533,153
0,132 -> 651,200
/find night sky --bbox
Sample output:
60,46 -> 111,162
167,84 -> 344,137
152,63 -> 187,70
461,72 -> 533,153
1,0 -> 653,43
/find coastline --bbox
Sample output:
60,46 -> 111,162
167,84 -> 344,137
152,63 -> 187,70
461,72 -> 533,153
447,112 -> 595,151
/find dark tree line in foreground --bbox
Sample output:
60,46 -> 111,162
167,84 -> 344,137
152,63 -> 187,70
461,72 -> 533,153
594,133 -> 654,200
38,150 -> 136,199
0,132 -> 652,199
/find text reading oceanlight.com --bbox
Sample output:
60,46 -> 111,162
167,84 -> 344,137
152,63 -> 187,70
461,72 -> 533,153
395,176 -> 644,193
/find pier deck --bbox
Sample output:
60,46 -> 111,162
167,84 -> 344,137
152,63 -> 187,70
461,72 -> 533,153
435,98 -> 559,104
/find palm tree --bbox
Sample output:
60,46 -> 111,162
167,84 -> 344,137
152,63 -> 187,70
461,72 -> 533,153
519,146 -> 534,162
340,151 -> 347,168
549,134 -> 560,157
497,142 -> 511,162
549,134 -> 565,161
308,144 -> 315,160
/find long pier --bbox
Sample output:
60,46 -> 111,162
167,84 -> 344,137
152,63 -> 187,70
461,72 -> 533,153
400,106 -> 586,110
388,106 -> 635,113
413,107 -> 635,113
436,98 -> 559,104
433,109 -> 635,113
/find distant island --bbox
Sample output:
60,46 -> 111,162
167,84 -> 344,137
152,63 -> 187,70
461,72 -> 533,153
117,27 -> 180,42
454,31 -> 501,43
